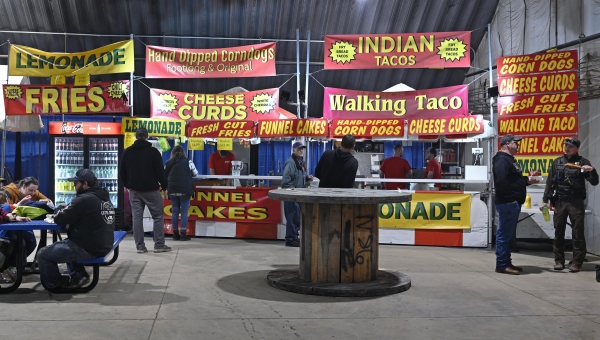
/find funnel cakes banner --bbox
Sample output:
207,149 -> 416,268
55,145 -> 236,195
187,120 -> 255,138
145,43 -> 276,78
323,85 -> 468,119
257,119 -> 328,138
150,88 -> 279,121
324,31 -> 471,70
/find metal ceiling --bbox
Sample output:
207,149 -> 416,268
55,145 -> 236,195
0,0 -> 499,117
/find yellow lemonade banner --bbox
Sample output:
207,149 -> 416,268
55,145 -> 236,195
9,40 -> 134,76
121,117 -> 185,138
515,155 -> 557,176
379,193 -> 471,229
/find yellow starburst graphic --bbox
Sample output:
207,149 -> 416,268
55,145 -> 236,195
437,38 -> 468,62
329,41 -> 357,64
107,81 -> 129,100
156,93 -> 178,114
3,85 -> 22,100
250,93 -> 276,114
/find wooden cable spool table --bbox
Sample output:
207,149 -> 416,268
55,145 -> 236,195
268,188 -> 412,297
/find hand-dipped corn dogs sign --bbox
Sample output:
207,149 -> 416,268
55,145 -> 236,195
323,85 -> 468,119
3,81 -> 130,115
145,43 -> 276,78
150,88 -> 279,121
9,40 -> 134,76
187,120 -> 255,138
497,50 -> 578,76
324,31 -> 471,69
257,119 -> 328,138
330,119 -> 404,138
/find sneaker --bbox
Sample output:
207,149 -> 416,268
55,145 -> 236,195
172,234 -> 180,241
179,235 -> 191,241
285,240 -> 300,247
0,269 -> 15,284
64,271 -> 90,289
154,244 -> 172,253
137,247 -> 148,254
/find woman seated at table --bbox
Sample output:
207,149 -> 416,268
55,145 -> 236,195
3,177 -> 51,206
0,190 -> 34,278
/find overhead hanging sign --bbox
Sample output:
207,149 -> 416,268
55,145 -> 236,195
187,120 -> 255,138
257,119 -> 328,138
329,118 -> 404,138
150,87 -> 279,121
497,50 -> 578,76
497,71 -> 578,96
407,115 -> 484,136
497,135 -> 575,156
121,117 -> 185,137
323,85 -> 468,119
324,31 -> 471,69
497,92 -> 578,116
3,81 -> 130,115
145,43 -> 276,78
9,40 -> 135,76
498,113 -> 578,136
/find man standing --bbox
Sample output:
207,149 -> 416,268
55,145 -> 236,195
281,141 -> 312,247
380,144 -> 412,190
120,127 -> 171,254
208,150 -> 235,175
315,134 -> 359,188
542,137 -> 598,272
493,134 -> 536,275
424,147 -> 442,189
38,169 -> 114,289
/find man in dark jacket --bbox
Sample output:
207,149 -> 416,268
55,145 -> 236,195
38,169 -> 115,289
492,134 -> 537,275
120,127 -> 171,254
315,134 -> 359,188
541,137 -> 598,272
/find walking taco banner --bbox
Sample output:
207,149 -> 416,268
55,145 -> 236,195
145,43 -> 276,78
323,85 -> 468,119
498,113 -> 578,136
9,40 -> 134,76
151,88 -> 279,121
122,117 -> 185,138
3,81 -> 129,115
324,31 -> 471,70
379,193 -> 472,229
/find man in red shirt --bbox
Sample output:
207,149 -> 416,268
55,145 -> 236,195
208,150 -> 235,175
424,147 -> 442,189
379,144 -> 412,190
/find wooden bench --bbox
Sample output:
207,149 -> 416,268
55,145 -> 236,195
43,230 -> 127,293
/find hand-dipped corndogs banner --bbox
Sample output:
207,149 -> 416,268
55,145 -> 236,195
150,88 -> 279,121
3,81 -> 130,115
323,85 -> 468,119
145,43 -> 276,78
9,40 -> 134,76
324,31 -> 471,69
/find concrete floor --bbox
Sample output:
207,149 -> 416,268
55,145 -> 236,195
1,235 -> 600,340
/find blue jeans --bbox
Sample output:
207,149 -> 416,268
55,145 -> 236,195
495,202 -> 521,269
284,201 -> 301,243
170,195 -> 191,234
38,239 -> 93,289
0,230 -> 37,265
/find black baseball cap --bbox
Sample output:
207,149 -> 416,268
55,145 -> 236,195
500,134 -> 522,146
136,127 -> 149,139
564,137 -> 580,148
68,169 -> 97,183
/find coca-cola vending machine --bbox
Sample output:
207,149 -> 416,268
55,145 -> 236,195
49,121 -> 125,229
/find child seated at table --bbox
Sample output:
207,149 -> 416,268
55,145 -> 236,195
0,190 -> 34,281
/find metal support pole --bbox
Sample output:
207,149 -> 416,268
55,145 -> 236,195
295,29 -> 301,119
1,40 -> 10,179
486,23 -> 495,249
304,30 -> 311,172
130,34 -> 134,117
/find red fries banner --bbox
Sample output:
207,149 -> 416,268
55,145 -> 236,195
497,92 -> 578,116
497,50 -> 578,76
497,71 -> 578,96
3,81 -> 130,115
498,113 -> 578,136
186,120 -> 255,138
330,119 -> 404,138
497,135 -> 576,156
145,43 -> 276,78
323,85 -> 468,119
150,88 -> 279,121
257,119 -> 328,138
408,115 -> 484,136
324,32 -> 471,69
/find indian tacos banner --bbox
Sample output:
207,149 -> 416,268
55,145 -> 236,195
497,92 -> 578,116
323,85 -> 468,119
9,40 -> 134,76
497,135 -> 575,156
145,43 -> 276,78
163,187 -> 281,223
324,32 -> 471,69
121,117 -> 185,138
3,81 -> 129,115
378,192 -> 472,229
329,118 -> 404,138
150,88 -> 279,121
497,50 -> 578,76
257,119 -> 328,138
498,113 -> 578,136
408,115 -> 484,136
187,120 -> 255,138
